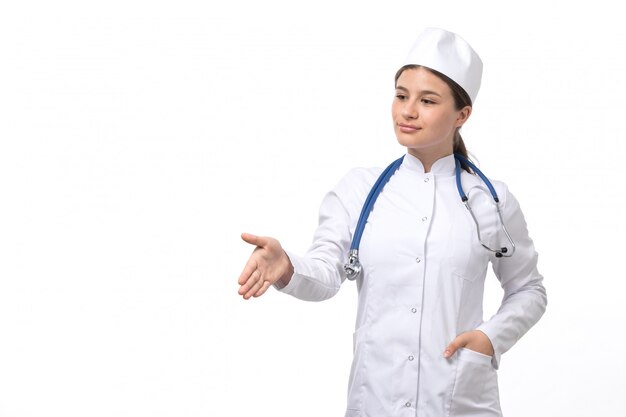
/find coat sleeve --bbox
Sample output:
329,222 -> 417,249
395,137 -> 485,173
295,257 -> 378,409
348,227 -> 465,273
273,168 -> 375,301
476,184 -> 547,369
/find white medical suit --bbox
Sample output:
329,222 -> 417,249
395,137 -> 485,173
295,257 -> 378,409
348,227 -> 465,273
277,153 -> 547,417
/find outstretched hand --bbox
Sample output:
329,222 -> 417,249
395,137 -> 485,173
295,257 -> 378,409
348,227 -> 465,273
237,233 -> 294,300
443,330 -> 494,359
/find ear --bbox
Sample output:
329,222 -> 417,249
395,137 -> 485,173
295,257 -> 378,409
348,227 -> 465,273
455,105 -> 472,128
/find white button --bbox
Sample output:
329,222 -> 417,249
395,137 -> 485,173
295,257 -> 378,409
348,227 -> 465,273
408,355 -> 414,361
405,401 -> 411,407
424,177 -> 430,182
415,257 -> 421,263
411,308 -> 417,313
421,216 -> 428,221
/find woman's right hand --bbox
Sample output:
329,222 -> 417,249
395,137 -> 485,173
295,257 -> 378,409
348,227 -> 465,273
237,233 -> 294,300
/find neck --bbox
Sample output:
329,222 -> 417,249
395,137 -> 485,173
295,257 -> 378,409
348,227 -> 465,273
407,148 -> 453,173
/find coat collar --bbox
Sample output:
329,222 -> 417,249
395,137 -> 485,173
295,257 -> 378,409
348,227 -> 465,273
401,152 -> 456,177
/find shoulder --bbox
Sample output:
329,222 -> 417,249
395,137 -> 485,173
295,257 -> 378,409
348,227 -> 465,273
488,178 -> 519,212
330,166 -> 384,212
335,166 -> 384,192
484,177 -> 525,221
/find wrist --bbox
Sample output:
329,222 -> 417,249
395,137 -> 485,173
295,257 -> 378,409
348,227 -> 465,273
474,330 -> 494,356
278,251 -> 294,286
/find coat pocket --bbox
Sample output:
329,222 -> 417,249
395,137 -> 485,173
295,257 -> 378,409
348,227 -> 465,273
449,348 -> 501,416
346,325 -> 369,413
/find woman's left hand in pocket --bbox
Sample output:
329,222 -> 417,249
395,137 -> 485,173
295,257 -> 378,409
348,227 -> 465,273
443,330 -> 494,358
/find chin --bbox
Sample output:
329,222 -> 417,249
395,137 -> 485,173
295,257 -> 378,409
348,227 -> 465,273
396,137 -> 425,149
396,135 -> 452,154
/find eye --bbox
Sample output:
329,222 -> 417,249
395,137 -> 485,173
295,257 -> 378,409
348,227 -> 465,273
395,94 -> 407,100
421,98 -> 436,105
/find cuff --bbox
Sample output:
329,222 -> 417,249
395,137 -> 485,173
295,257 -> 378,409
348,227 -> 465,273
476,325 -> 501,370
272,250 -> 302,292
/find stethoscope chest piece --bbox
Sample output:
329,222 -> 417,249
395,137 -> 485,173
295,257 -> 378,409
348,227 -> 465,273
344,249 -> 362,281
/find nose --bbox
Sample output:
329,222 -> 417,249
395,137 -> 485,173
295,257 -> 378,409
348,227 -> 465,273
402,101 -> 418,119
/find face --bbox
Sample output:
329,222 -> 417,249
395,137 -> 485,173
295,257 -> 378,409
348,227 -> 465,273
392,67 -> 471,160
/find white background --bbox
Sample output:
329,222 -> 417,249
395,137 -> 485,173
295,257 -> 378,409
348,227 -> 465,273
1,1 -> 624,416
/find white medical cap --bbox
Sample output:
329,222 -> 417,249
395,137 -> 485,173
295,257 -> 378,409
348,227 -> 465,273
402,27 -> 483,103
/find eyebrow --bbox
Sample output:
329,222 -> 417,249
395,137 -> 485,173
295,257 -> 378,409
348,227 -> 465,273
395,85 -> 442,97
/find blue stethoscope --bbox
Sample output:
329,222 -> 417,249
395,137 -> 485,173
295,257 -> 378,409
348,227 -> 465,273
343,153 -> 516,280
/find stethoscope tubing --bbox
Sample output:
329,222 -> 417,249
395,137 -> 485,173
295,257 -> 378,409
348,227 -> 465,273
344,153 -> 516,281
352,156 -> 405,246
454,154 -> 499,203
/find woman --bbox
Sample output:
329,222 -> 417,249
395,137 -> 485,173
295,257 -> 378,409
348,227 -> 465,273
237,27 -> 547,417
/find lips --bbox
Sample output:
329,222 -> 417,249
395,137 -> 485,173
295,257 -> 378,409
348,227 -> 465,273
398,123 -> 420,133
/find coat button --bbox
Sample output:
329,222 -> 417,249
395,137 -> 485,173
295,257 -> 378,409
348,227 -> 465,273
411,308 -> 417,313
405,401 -> 411,407
421,216 -> 428,221
424,177 -> 429,182
415,257 -> 421,263
408,355 -> 414,361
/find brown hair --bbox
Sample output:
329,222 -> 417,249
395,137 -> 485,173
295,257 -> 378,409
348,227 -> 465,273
394,65 -> 473,172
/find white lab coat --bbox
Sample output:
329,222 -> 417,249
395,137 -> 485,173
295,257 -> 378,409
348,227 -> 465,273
277,153 -> 547,417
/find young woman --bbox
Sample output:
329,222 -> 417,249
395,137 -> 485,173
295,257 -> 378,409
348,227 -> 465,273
237,27 -> 547,417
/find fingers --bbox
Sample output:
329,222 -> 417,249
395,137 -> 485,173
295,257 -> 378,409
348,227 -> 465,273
241,233 -> 268,248
239,269 -> 273,300
238,232 -> 282,300
444,330 -> 495,358
238,268 -> 262,298
237,258 -> 258,286
253,280 -> 273,298
443,333 -> 468,359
